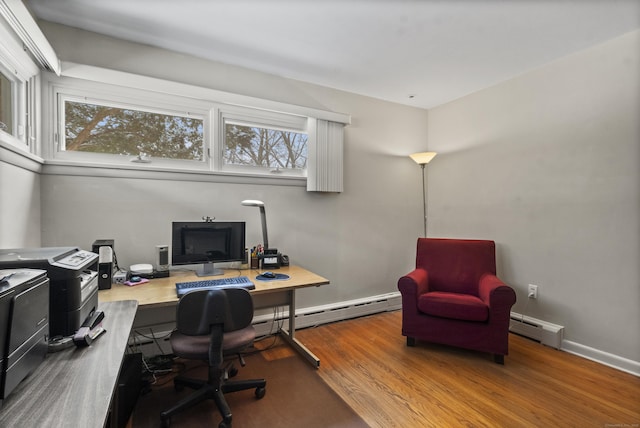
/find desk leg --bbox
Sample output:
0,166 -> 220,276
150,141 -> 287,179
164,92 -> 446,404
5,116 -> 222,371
278,289 -> 320,368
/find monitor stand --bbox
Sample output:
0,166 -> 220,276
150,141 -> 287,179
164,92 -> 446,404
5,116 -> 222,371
196,262 -> 224,277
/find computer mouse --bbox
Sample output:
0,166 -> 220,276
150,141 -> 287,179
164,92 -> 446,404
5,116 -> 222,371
262,271 -> 276,278
130,276 -> 142,283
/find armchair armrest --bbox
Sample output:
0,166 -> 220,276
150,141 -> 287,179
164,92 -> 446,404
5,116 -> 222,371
398,268 -> 429,297
478,273 -> 517,320
398,268 -> 429,317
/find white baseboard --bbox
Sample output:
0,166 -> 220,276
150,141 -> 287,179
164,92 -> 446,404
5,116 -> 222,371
126,291 -> 639,377
252,292 -> 402,337
561,340 -> 640,377
509,313 -> 639,377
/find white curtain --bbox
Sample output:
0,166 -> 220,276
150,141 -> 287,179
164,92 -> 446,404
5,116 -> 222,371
307,119 -> 344,192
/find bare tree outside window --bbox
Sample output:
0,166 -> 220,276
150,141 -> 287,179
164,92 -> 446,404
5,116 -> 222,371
224,123 -> 307,170
64,100 -> 204,160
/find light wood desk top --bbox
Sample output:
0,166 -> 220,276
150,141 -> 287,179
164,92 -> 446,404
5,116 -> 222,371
99,265 -> 330,308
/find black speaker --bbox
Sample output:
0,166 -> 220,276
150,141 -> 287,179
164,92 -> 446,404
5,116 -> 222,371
91,239 -> 114,271
98,246 -> 113,290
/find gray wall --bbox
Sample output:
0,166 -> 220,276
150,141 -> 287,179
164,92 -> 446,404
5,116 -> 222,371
427,30 -> 639,362
37,22 -> 430,309
0,152 -> 41,248
2,21 -> 636,367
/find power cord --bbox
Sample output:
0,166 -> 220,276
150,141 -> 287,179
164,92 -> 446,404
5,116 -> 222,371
519,292 -> 532,323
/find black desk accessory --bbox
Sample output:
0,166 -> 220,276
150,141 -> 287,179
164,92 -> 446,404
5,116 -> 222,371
73,310 -> 106,347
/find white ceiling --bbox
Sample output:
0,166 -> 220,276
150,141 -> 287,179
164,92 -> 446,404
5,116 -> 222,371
25,0 -> 640,109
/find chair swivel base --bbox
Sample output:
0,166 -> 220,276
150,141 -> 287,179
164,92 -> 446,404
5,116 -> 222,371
160,375 -> 267,428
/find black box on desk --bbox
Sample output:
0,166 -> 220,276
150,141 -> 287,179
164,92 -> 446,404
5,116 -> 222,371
98,246 -> 114,290
92,239 -> 114,253
91,239 -> 114,271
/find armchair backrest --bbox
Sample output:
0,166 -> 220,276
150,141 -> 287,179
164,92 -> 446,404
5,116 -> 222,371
416,238 -> 497,295
176,288 -> 254,336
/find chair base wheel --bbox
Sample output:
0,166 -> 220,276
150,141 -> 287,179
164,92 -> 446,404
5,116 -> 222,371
255,386 -> 266,399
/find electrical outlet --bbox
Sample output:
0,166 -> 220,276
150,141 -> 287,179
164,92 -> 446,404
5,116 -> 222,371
528,284 -> 538,299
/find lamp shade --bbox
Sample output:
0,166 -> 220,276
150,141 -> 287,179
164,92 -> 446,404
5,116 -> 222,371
410,152 -> 437,165
241,199 -> 265,207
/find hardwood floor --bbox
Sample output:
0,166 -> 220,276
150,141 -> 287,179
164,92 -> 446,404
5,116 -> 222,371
289,310 -> 640,428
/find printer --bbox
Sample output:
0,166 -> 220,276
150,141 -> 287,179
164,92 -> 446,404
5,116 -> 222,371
0,247 -> 99,338
0,269 -> 49,407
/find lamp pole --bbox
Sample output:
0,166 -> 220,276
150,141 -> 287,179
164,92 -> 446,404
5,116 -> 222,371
420,163 -> 427,237
409,152 -> 437,238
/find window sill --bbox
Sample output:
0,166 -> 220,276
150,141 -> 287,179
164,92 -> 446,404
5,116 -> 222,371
0,140 -> 43,173
40,159 -> 307,187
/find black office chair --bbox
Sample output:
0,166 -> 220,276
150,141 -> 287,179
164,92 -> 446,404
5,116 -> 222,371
160,288 -> 266,428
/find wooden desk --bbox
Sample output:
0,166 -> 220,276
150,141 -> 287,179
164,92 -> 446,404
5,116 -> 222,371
99,265 -> 329,367
0,300 -> 138,427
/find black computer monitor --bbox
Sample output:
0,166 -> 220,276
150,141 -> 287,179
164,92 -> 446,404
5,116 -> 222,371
171,221 -> 246,276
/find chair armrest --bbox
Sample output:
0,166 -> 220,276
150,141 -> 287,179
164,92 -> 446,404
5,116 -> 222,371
398,268 -> 429,315
398,268 -> 430,297
478,273 -> 517,317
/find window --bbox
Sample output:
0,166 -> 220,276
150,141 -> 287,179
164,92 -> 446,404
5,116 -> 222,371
0,54 -> 34,153
49,81 -> 211,169
0,70 -> 13,134
219,106 -> 308,176
43,67 -> 349,189
1,3 -> 50,155
224,124 -> 307,171
62,99 -> 204,161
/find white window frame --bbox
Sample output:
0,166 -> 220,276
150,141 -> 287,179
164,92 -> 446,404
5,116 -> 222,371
217,105 -> 309,177
50,80 -> 211,171
0,17 -> 39,154
42,62 -> 350,187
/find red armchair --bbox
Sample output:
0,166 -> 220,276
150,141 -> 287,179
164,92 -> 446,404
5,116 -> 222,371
397,238 -> 516,364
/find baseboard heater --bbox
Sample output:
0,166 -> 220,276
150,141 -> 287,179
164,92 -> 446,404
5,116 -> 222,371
252,292 -> 402,337
509,312 -> 564,349
127,292 -> 403,354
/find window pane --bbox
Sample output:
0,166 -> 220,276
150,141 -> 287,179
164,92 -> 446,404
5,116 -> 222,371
63,100 -> 204,160
224,123 -> 307,170
0,72 -> 13,134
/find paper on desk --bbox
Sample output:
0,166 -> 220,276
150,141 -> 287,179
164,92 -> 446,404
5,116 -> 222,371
124,278 -> 149,286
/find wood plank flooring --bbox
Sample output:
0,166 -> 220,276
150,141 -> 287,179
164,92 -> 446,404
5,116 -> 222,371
291,310 -> 640,428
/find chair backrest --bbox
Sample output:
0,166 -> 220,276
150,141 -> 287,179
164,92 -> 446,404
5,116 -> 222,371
176,288 -> 254,336
416,238 -> 497,295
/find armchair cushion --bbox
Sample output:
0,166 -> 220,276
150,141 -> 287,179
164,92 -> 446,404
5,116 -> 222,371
418,291 -> 489,322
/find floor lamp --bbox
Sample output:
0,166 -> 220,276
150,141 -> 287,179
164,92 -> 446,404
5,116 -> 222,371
409,152 -> 437,237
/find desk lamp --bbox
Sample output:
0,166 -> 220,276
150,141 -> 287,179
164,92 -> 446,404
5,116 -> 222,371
241,199 -> 269,250
409,152 -> 437,237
